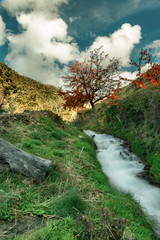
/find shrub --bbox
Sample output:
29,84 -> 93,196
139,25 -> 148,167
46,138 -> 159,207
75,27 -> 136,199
50,188 -> 86,218
74,207 -> 132,240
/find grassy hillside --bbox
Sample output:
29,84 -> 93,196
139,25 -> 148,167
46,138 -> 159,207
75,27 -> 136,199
0,111 -> 156,239
0,63 -> 63,114
75,83 -> 160,184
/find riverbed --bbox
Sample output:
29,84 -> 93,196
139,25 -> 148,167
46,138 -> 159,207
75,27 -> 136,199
84,130 -> 160,236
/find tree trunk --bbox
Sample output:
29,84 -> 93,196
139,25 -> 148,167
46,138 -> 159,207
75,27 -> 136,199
91,102 -> 98,125
0,138 -> 51,180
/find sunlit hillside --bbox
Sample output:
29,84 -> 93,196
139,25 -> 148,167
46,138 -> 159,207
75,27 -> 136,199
0,62 -> 63,115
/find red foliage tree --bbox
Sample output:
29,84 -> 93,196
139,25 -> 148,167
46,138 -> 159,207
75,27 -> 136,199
131,49 -> 160,89
58,47 -> 123,124
142,64 -> 160,87
131,48 -> 152,77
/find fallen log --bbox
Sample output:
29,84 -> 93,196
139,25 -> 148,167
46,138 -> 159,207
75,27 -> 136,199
0,138 -> 51,180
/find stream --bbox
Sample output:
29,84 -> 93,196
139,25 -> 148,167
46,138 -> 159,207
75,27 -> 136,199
84,130 -> 160,236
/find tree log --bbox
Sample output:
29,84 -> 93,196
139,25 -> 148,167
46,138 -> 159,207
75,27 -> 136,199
0,138 -> 51,180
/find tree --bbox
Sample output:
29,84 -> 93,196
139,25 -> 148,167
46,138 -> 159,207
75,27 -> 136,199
130,48 -> 154,88
130,48 -> 160,88
121,48 -> 160,89
142,63 -> 160,87
130,48 -> 152,77
58,47 -> 122,124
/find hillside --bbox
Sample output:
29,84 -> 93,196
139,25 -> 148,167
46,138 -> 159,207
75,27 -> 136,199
0,62 -> 63,114
75,82 -> 160,185
0,111 -> 156,239
0,64 -> 159,239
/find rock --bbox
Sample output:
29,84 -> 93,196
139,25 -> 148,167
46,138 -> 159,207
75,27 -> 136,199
120,150 -> 130,160
0,215 -> 48,240
123,150 -> 130,156
0,138 -> 51,180
136,170 -> 149,179
136,169 -> 160,187
143,164 -> 151,171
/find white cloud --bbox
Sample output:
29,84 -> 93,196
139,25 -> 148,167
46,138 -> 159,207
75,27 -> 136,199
120,71 -> 137,80
1,0 -> 142,87
141,63 -> 152,73
116,71 -> 137,87
2,0 -> 68,17
147,40 -> 160,62
87,23 -> 141,66
0,16 -> 6,46
148,40 -> 160,49
6,50 -> 62,85
17,14 -> 68,41
1,0 -> 76,86
5,20 -> 141,86
5,12 -> 80,86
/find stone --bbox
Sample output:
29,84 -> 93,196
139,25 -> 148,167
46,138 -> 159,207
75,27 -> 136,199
0,138 -> 51,180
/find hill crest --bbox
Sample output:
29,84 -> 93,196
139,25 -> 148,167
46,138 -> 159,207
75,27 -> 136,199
0,62 -> 63,114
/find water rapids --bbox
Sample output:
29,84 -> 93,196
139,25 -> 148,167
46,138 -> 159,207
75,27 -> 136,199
84,130 -> 160,236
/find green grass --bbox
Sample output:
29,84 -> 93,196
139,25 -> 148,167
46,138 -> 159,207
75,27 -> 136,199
0,111 -> 157,239
75,84 -> 160,184
49,188 -> 86,218
14,218 -> 77,240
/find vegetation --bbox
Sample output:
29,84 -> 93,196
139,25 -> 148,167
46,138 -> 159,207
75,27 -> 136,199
75,49 -> 160,184
58,47 -> 126,124
0,62 -> 63,114
76,80 -> 160,184
0,49 -> 160,239
0,111 -> 156,239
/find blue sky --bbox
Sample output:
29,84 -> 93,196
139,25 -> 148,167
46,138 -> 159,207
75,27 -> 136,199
0,0 -> 159,86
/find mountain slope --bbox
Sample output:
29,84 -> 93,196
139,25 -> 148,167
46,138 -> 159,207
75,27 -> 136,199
0,62 -> 63,114
75,83 -> 160,184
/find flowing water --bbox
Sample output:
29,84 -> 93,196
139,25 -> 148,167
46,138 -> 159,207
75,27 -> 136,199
84,130 -> 160,236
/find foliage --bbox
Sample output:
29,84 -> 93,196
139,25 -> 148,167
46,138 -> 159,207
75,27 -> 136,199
58,47 -> 124,124
74,47 -> 160,183
76,79 -> 160,184
130,48 -> 160,89
141,64 -> 160,87
131,48 -> 152,76
0,111 -> 155,239
74,207 -> 134,240
0,190 -> 20,220
50,188 -> 86,218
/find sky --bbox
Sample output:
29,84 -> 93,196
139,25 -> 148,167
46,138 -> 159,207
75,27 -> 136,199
0,0 -> 159,87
